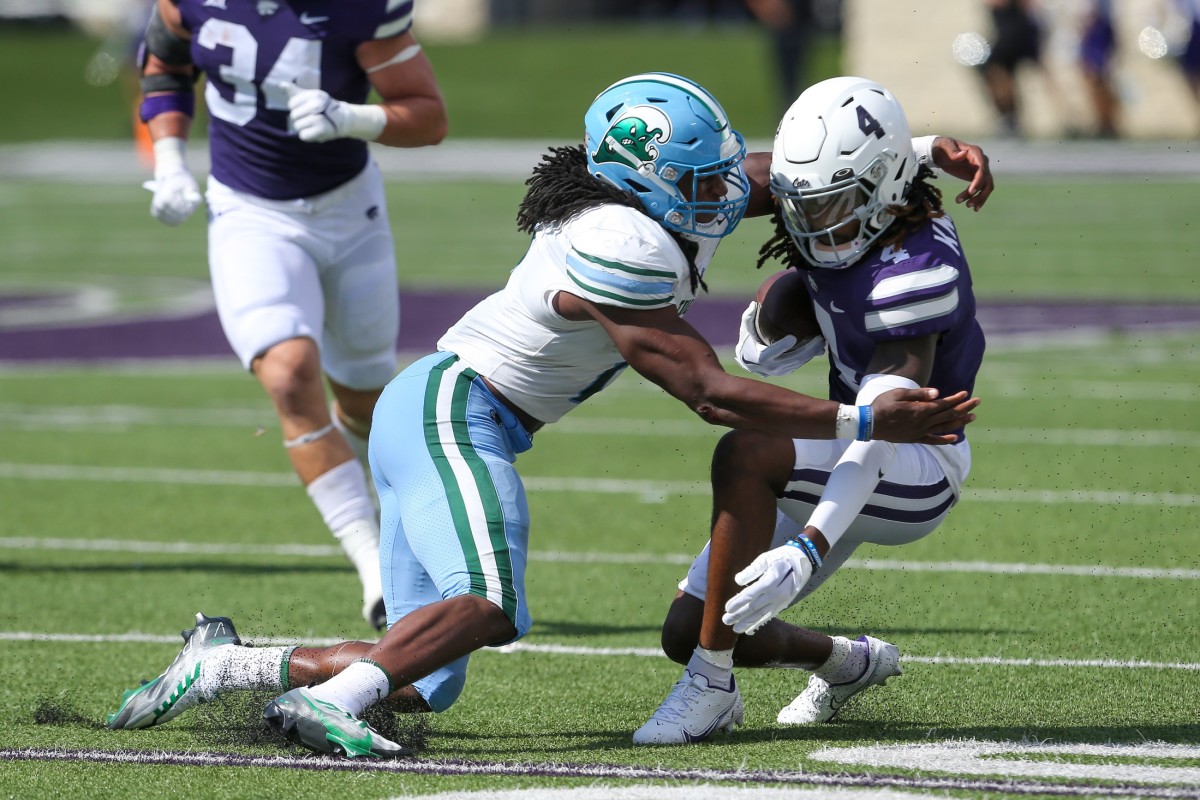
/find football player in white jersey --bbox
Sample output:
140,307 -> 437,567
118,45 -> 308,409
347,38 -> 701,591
106,73 -> 990,758
635,77 -> 989,745
137,0 -> 448,630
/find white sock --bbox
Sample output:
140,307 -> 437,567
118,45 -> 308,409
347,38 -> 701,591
306,460 -> 382,605
306,659 -> 391,717
195,644 -> 293,699
686,646 -> 734,690
813,635 -> 869,685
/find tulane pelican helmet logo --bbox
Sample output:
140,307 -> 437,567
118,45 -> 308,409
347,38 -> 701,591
592,106 -> 673,172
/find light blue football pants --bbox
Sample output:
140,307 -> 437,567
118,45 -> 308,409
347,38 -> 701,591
368,352 -> 534,712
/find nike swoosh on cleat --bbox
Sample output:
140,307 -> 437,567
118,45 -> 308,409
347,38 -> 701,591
683,713 -> 728,743
306,696 -> 375,756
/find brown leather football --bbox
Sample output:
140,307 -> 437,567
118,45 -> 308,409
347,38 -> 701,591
754,270 -> 821,344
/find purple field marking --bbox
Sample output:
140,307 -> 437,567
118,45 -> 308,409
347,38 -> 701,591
2,291 -> 1200,362
4,748 -> 1199,798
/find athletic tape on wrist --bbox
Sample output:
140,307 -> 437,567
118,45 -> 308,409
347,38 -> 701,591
835,404 -> 859,439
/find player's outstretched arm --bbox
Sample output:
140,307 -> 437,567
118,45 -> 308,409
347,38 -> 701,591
871,388 -> 978,445
741,134 -> 994,219
567,295 -> 976,443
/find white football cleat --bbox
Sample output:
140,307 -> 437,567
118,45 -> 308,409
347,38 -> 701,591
632,670 -> 744,745
777,635 -> 901,724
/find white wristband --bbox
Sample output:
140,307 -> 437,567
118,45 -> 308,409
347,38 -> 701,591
835,404 -> 860,440
342,103 -> 387,141
152,136 -> 188,176
835,404 -> 874,441
911,135 -> 938,169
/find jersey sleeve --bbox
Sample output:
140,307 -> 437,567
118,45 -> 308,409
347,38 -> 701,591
346,0 -> 414,42
561,208 -> 688,310
864,256 -> 967,340
374,0 -> 414,39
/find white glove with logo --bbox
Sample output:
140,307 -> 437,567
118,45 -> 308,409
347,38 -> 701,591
282,84 -> 386,144
144,137 -> 202,226
722,542 -> 817,635
735,302 -> 826,377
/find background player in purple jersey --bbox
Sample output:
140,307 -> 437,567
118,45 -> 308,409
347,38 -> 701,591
635,77 -> 988,744
137,0 -> 448,629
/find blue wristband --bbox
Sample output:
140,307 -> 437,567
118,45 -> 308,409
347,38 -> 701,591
857,404 -> 873,441
785,534 -> 824,569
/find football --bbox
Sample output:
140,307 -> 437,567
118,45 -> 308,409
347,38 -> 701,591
753,270 -> 822,344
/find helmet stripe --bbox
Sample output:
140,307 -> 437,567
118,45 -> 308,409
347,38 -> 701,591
603,73 -> 728,130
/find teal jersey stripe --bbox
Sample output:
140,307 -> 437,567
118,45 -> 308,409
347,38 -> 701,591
566,270 -> 672,308
572,247 -> 677,279
566,252 -> 674,299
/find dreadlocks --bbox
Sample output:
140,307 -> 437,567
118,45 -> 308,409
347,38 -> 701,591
516,144 -> 707,295
755,165 -> 944,272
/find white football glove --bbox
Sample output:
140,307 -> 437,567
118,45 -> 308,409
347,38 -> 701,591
735,301 -> 826,377
144,137 -> 202,226
722,543 -> 816,635
281,84 -> 386,144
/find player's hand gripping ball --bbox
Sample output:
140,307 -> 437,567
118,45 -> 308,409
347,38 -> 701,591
753,269 -> 821,344
735,269 -> 826,378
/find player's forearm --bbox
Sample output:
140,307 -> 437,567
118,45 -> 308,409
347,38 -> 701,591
373,96 -> 449,148
147,110 -> 192,143
806,439 -> 895,550
689,374 -> 843,440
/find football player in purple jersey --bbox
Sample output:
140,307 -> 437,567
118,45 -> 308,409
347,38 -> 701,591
137,0 -> 447,630
636,77 -> 989,744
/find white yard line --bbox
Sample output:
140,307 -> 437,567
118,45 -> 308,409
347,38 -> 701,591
2,461 -> 1198,507
1,629 -> 1196,671
1,536 -> 1196,580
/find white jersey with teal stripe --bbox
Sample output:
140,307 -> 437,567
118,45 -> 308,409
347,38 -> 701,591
437,204 -> 718,424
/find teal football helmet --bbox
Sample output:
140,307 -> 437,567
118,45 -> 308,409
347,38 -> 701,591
584,72 -> 749,239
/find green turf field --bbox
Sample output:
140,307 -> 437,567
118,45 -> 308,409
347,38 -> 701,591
1,24 -> 1199,795
1,167 -> 1198,798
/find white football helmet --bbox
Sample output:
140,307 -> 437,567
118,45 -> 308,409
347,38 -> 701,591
770,77 -> 917,269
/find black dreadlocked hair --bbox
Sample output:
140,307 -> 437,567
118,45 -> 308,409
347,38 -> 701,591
755,164 -> 944,272
516,144 -> 708,295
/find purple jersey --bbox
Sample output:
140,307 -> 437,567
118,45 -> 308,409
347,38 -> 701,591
802,214 -> 985,433
174,0 -> 413,199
